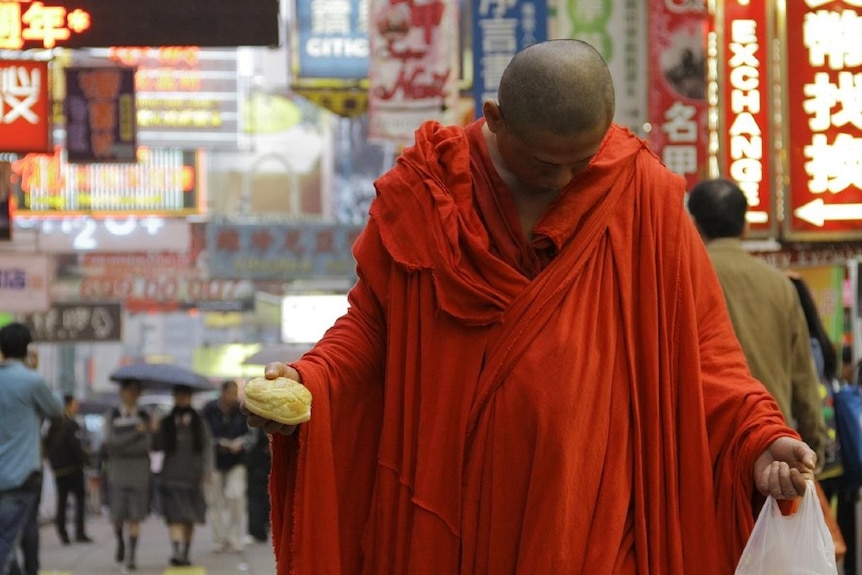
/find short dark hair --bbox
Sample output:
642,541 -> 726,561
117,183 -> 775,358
0,322 -> 33,360
221,379 -> 237,392
687,178 -> 748,239
63,394 -> 76,407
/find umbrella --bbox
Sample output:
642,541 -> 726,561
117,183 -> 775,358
242,342 -> 312,366
109,361 -> 213,392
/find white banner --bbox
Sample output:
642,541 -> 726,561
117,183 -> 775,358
11,216 -> 190,253
0,253 -> 50,313
368,0 -> 459,144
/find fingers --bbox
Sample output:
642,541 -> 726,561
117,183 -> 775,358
764,461 -> 809,500
246,409 -> 297,436
264,362 -> 287,378
263,421 -> 297,436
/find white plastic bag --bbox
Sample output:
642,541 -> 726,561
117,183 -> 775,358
735,481 -> 838,575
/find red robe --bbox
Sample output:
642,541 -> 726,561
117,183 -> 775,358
269,120 -> 796,574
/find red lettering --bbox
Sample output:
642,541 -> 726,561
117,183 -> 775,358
375,66 -> 451,101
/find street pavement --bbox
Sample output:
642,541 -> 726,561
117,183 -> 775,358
32,512 -> 277,575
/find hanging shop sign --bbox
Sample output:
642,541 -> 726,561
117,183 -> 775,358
17,302 -> 122,342
707,0 -> 775,237
471,0 -> 547,119
368,0 -> 459,144
294,0 -> 370,81
65,48 -> 242,150
0,161 -> 11,241
64,66 -> 136,163
0,60 -> 51,154
51,251 -> 255,313
10,147 -> 202,216
0,0 -> 279,50
12,216 -> 190,253
0,252 -> 49,313
783,1 -> 862,240
291,0 -> 371,118
646,0 -> 710,190
206,222 -> 363,281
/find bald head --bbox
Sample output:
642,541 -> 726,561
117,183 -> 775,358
497,40 -> 615,137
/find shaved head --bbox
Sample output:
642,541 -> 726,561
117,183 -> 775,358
496,40 -> 615,137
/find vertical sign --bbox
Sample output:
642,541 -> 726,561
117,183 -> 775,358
65,66 -> 137,163
784,1 -> 862,239
473,0 -> 548,118
0,253 -> 50,313
295,0 -> 370,80
709,0 -> 774,236
0,162 -> 11,241
554,0 -> 647,131
647,0 -> 709,190
368,0 -> 459,144
0,60 -> 51,153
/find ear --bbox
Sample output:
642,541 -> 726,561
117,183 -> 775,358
483,100 -> 504,133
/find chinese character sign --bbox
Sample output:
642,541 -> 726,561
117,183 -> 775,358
0,60 -> 51,153
0,1 -> 90,50
0,0 -> 277,49
0,253 -> 49,313
368,0 -> 459,144
785,0 -> 862,237
473,0 -> 548,116
714,0 -> 774,236
65,66 -> 137,163
295,0 -> 370,80
646,0 -> 709,190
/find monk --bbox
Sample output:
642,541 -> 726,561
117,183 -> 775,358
246,39 -> 817,574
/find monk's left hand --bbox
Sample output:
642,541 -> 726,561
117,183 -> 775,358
753,436 -> 816,500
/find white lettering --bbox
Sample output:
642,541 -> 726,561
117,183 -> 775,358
727,18 -> 764,212
306,37 -> 368,58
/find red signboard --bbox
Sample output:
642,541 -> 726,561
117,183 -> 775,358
784,1 -> 862,239
647,0 -> 710,191
0,60 -> 51,153
716,0 -> 773,236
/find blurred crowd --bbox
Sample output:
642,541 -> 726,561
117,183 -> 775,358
0,326 -> 271,575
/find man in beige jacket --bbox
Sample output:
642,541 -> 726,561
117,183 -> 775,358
687,178 -> 827,465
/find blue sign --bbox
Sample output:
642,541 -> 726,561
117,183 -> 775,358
472,0 -> 548,116
295,0 -> 369,80
207,222 -> 363,281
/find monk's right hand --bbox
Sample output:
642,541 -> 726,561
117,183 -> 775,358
241,361 -> 302,436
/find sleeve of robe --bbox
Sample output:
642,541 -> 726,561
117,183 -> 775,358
678,204 -> 801,567
269,217 -> 390,575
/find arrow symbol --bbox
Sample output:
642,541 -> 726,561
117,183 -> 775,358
746,211 -> 768,224
794,198 -> 862,227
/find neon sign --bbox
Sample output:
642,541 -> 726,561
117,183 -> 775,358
0,0 -> 278,49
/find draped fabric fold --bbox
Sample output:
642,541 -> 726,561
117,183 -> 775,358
269,121 -> 798,575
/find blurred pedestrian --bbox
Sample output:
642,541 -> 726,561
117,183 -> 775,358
688,177 -> 828,462
154,385 -> 211,566
0,323 -> 63,575
245,426 -> 271,544
104,380 -> 152,572
47,395 -> 93,546
202,380 -> 251,553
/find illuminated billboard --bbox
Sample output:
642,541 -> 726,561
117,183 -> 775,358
0,0 -> 279,49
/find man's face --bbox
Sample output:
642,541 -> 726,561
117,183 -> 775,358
120,382 -> 142,405
488,106 -> 609,195
221,383 -> 239,408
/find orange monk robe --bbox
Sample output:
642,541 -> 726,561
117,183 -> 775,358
269,120 -> 798,574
